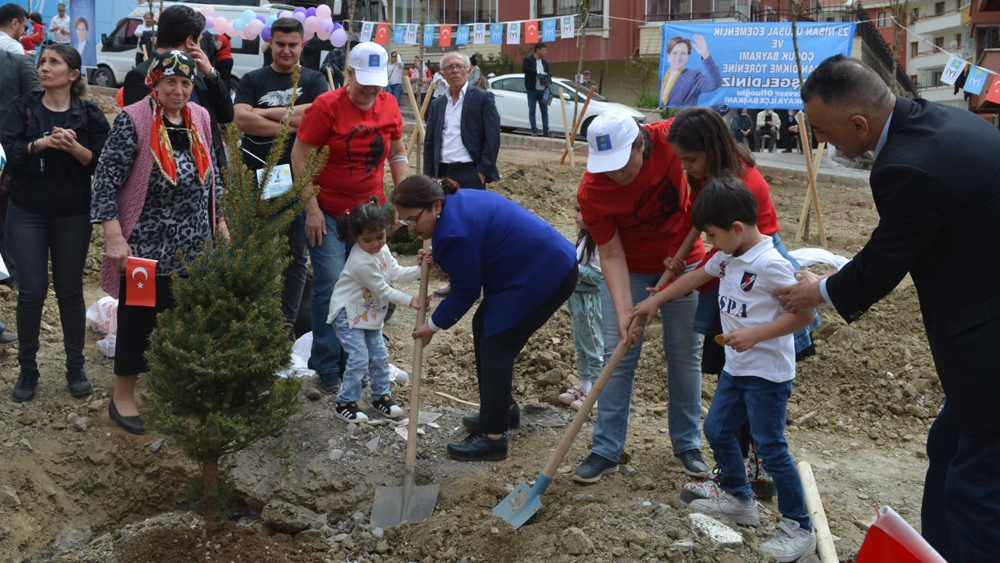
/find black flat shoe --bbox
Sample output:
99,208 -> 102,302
462,404 -> 520,432
447,432 -> 508,462
109,399 -> 146,435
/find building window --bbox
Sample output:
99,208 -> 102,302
911,41 -> 918,57
955,33 -> 962,48
537,0 -> 602,28
934,36 -> 945,47
934,1 -> 945,15
931,68 -> 943,83
394,0 -> 498,24
876,11 -> 889,28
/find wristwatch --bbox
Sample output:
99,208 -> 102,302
207,66 -> 219,79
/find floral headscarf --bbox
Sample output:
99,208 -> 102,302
145,50 -> 211,186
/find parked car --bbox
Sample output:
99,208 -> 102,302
488,74 -> 646,137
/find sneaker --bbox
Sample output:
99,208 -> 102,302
334,402 -> 369,423
372,395 -> 404,419
66,369 -> 93,398
572,453 -> 618,484
569,397 -> 595,411
760,518 -> 817,562
746,452 -> 777,499
680,466 -> 724,504
674,449 -> 711,478
558,383 -> 588,406
11,369 -> 39,402
688,492 -> 761,527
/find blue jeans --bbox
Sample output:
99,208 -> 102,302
305,210 -> 347,386
387,83 -> 403,108
526,89 -> 549,134
922,403 -> 1000,562
567,290 -> 603,383
592,269 -> 702,461
332,310 -> 391,404
705,370 -> 810,529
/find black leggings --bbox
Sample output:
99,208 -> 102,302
473,268 -> 578,434
6,202 -> 91,374
216,58 -> 234,86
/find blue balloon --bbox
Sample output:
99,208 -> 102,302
233,19 -> 246,31
266,15 -> 277,26
242,9 -> 256,23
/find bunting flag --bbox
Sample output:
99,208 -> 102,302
374,23 -> 389,45
457,24 -> 469,45
474,23 -> 486,44
542,19 -> 557,41
439,25 -> 452,47
125,257 -> 157,308
360,21 -> 374,43
525,20 -> 539,43
506,21 -> 520,44
423,25 -> 434,46
941,56 -> 967,85
964,65 -> 989,95
986,74 -> 1000,104
490,23 -> 503,45
561,15 -> 575,39
393,24 -> 405,44
405,23 -> 418,44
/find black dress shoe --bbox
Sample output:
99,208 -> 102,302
109,399 -> 146,435
447,432 -> 508,462
462,404 -> 520,432
66,369 -> 93,398
11,369 -> 39,402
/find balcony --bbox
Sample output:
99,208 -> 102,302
918,84 -> 965,105
906,49 -> 956,73
913,10 -> 963,34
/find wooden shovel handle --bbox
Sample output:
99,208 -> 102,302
560,86 -> 597,165
540,314 -> 647,479
405,239 -> 432,468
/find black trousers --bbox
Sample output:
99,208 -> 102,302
473,267 -> 577,434
439,162 -> 485,190
115,273 -> 176,375
217,58 -> 234,86
280,212 -> 308,327
6,202 -> 91,374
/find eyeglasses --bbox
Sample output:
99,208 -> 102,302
442,64 -> 468,73
396,208 -> 427,227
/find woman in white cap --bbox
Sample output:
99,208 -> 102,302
291,42 -> 408,394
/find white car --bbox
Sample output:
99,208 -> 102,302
488,74 -> 646,137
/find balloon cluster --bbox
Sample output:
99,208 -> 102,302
197,4 -> 347,47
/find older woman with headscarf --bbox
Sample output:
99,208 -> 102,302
91,50 -> 227,434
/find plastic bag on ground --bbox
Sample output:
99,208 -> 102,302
86,296 -> 118,336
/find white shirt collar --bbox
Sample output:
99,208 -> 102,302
731,237 -> 774,264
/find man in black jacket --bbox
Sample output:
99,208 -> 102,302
521,42 -> 551,137
122,5 -> 233,166
777,55 -> 1000,563
423,52 -> 500,190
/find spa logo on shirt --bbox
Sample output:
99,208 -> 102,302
740,271 -> 757,292
596,134 -> 612,151
368,54 -> 380,68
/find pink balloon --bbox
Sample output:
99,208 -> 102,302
247,19 -> 264,33
316,4 -> 332,20
278,10 -> 291,18
293,12 -> 306,23
215,17 -> 229,33
202,5 -> 215,17
304,16 -> 319,31
317,28 -> 331,41
244,28 -> 259,41
330,27 -> 347,48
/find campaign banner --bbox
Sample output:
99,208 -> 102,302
964,65 -> 989,95
70,0 -> 97,68
659,22 -> 856,109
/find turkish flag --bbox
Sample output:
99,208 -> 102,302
986,74 -> 1000,104
375,23 -> 389,45
525,20 -> 539,44
439,25 -> 452,47
855,507 -> 946,563
125,257 -> 157,308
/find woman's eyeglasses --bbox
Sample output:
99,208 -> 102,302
396,208 -> 427,227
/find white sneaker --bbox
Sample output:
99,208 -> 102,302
760,518 -> 817,562
559,383 -> 588,406
688,491 -> 761,526
570,397 -> 596,411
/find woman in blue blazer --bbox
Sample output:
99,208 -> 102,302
394,176 -> 577,462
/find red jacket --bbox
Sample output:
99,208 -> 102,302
20,22 -> 44,52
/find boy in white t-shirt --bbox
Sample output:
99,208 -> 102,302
631,177 -> 816,561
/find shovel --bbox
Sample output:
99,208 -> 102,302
493,314 -> 647,529
370,241 -> 440,528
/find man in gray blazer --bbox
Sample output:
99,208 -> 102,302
423,52 -> 501,190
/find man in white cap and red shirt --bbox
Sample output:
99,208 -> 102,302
291,42 -> 409,394
572,111 -> 709,483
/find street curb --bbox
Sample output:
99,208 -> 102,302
756,164 -> 871,188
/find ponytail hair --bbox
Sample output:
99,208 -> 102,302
391,175 -> 457,209
335,197 -> 386,242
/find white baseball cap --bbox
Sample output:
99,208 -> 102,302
349,42 -> 389,87
586,111 -> 640,174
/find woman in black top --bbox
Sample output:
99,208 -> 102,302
1,44 -> 110,403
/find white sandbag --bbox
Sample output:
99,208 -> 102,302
788,248 -> 851,271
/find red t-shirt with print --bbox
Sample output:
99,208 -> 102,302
297,88 -> 403,215
216,34 -> 232,61
577,119 -> 704,274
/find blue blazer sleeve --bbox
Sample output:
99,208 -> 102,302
430,233 -> 484,330
476,89 -> 501,182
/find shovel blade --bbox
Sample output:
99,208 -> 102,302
370,481 -> 441,529
492,481 -> 544,529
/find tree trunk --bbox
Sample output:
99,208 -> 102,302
202,456 -> 221,535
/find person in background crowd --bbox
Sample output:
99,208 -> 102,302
291,42 -> 407,394
133,12 -> 156,65
320,45 -> 345,88
123,5 -> 233,167
234,17 -> 327,337
214,32 -> 232,85
2,44 -> 109,403
91,50 -> 227,435
409,54 -> 431,105
467,54 -> 482,89
784,109 -> 802,153
49,3 -> 71,45
522,42 -> 550,137
386,50 -> 404,107
430,63 -> 447,100
19,13 -> 43,54
755,108 -> 779,153
730,108 -> 755,151
579,69 -> 595,91
0,3 -> 27,55
299,36 -> 323,71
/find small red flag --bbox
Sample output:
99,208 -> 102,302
986,74 -> 1000,104
125,257 -> 157,308
525,20 -> 539,44
439,25 -> 452,47
375,23 -> 389,45
855,507 -> 947,563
